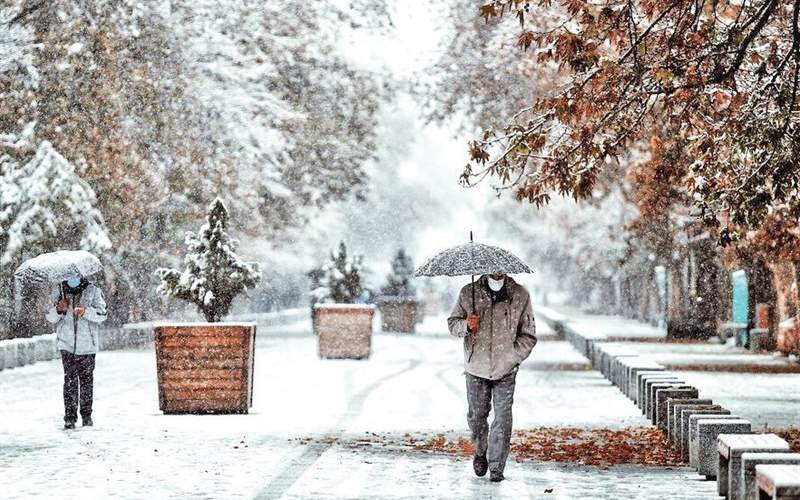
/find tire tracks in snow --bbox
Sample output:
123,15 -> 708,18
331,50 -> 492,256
253,356 -> 422,500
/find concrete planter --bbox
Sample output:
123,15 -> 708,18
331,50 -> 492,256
314,304 -> 374,359
377,298 -> 417,333
154,323 -> 256,414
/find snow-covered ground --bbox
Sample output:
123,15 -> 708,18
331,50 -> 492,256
2,319 -> 721,499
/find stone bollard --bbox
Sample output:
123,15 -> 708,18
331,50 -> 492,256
668,399 -> 712,443
687,413 -> 740,466
680,408 -> 729,461
740,452 -> 800,500
34,336 -> 49,361
20,339 -> 37,366
646,382 -> 689,421
599,345 -> 637,378
639,374 -> 682,412
717,433 -> 789,500
2,341 -> 18,370
654,387 -> 699,429
626,365 -> 664,401
693,419 -> 752,478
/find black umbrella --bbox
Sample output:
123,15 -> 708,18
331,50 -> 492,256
414,232 -> 533,312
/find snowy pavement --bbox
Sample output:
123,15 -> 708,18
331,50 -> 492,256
1,318 -> 721,499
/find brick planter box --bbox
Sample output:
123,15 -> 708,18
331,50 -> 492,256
154,323 -> 256,414
314,304 -> 374,359
377,297 -> 417,333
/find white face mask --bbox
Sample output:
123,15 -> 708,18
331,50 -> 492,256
487,276 -> 505,291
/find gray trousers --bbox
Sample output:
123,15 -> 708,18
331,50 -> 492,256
466,370 -> 517,473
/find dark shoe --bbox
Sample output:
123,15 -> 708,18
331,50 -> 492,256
64,421 -> 76,430
473,455 -> 488,477
490,470 -> 504,482
82,417 -> 93,427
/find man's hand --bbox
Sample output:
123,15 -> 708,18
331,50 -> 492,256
56,299 -> 69,314
467,314 -> 479,333
74,304 -> 86,318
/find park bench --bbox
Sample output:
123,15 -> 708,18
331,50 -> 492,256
741,453 -> 800,500
717,433 -> 789,499
756,464 -> 800,500
654,387 -> 699,429
693,419 -> 752,478
637,373 -> 681,411
668,399 -> 712,442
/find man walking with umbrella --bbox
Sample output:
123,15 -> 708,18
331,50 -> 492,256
448,271 -> 537,482
416,235 -> 538,482
45,276 -> 107,429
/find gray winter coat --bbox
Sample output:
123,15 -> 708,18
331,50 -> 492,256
45,284 -> 107,355
448,276 -> 537,380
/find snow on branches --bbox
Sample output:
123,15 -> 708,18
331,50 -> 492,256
310,241 -> 369,304
0,135 -> 111,265
155,198 -> 261,322
381,249 -> 416,297
0,6 -> 38,87
460,0 -> 800,238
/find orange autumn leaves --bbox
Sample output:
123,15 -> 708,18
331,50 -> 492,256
461,0 -> 800,235
307,427 -> 686,469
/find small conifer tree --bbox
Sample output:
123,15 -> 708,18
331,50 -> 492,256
311,241 -> 367,304
156,198 -> 261,322
381,249 -> 415,297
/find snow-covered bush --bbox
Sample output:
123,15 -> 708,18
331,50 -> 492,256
155,198 -> 261,322
0,136 -> 112,266
380,249 -> 415,297
311,242 -> 368,304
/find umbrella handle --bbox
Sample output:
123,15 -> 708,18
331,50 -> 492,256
469,231 -> 475,313
471,274 -> 475,314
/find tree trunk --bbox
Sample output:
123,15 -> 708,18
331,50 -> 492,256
794,260 -> 800,319
746,259 -> 779,350
690,239 -> 720,338
666,256 -> 690,339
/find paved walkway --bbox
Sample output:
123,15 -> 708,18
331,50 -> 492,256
1,318 -> 719,499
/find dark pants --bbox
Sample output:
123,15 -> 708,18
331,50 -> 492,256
466,370 -> 517,474
60,350 -> 95,423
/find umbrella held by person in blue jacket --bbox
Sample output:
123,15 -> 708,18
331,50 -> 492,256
45,277 -> 107,430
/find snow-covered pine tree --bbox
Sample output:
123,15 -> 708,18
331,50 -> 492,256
0,136 -> 112,266
155,198 -> 261,322
381,249 -> 415,297
311,241 -> 367,304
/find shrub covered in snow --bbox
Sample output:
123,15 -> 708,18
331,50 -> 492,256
155,198 -> 261,322
311,242 -> 368,304
0,134 -> 112,266
380,249 -> 415,298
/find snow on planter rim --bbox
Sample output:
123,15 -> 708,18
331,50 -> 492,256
313,303 -> 376,310
151,321 -> 258,328
414,241 -> 533,277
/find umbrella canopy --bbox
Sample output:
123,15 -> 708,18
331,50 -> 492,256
14,250 -> 103,285
13,250 -> 104,314
414,241 -> 533,277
